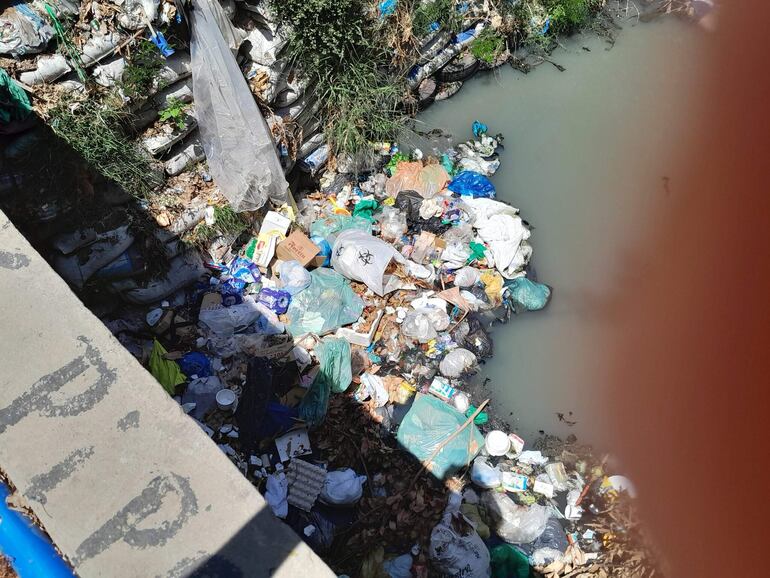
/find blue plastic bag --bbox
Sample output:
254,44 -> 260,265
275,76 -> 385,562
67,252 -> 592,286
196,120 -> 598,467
506,277 -> 551,312
472,120 -> 488,137
447,171 -> 496,198
179,352 -> 211,378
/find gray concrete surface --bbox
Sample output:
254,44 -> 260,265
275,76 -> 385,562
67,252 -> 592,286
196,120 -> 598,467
0,212 -> 334,577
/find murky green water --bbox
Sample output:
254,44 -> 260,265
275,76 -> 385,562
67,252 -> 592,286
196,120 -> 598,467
419,17 -> 711,445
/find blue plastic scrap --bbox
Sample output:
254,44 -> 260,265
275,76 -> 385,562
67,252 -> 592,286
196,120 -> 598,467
447,170 -> 496,198
379,0 -> 398,18
150,31 -> 175,57
0,482 -> 75,578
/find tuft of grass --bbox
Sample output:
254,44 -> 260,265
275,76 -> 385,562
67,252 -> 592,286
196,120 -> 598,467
49,95 -> 163,199
270,0 -> 407,158
411,0 -> 463,37
470,29 -> 506,64
119,39 -> 164,99
187,205 -> 251,246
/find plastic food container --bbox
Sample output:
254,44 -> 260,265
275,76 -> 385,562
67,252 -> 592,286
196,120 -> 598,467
484,430 -> 511,456
215,388 -> 237,412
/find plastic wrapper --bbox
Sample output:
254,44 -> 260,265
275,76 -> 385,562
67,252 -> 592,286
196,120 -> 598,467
331,229 -> 405,296
265,472 -> 288,518
402,306 -> 450,343
447,170 -> 496,198
189,0 -> 288,211
507,277 -> 551,312
378,207 -> 408,241
396,394 -> 484,479
481,491 -> 550,544
440,348 -> 477,377
286,268 -> 364,336
319,469 -> 367,505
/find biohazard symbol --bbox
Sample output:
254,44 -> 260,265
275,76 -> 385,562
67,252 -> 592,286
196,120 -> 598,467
358,249 -> 374,266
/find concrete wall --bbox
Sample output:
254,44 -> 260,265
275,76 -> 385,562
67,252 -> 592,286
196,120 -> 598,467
0,212 -> 334,577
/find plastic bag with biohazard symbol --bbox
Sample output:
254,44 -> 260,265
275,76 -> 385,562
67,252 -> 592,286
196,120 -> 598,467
330,229 -> 406,296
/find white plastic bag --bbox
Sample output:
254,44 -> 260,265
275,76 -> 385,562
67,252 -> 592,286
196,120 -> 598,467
481,491 -> 550,544
199,297 -> 262,335
440,348 -> 477,378
320,469 -> 367,505
454,266 -> 481,288
189,0 -> 288,211
278,260 -> 311,295
356,373 -> 389,408
181,376 -> 224,420
429,508 -> 490,577
331,229 -> 405,296
476,214 -> 532,279
470,458 -> 501,489
243,25 -> 288,65
265,472 -> 288,518
383,553 -> 413,578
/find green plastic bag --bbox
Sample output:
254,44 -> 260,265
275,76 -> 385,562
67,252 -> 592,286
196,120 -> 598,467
352,199 -> 379,222
316,337 -> 352,393
309,214 -> 372,240
286,268 -> 364,336
149,339 -> 186,395
299,337 -> 351,426
0,69 -> 32,124
490,544 -> 531,578
506,277 -> 551,312
396,394 -> 484,479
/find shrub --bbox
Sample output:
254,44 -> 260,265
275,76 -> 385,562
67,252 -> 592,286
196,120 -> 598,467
470,29 -> 506,64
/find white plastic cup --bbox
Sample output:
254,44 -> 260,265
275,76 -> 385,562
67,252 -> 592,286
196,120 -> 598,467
485,430 -> 512,456
216,389 -> 237,412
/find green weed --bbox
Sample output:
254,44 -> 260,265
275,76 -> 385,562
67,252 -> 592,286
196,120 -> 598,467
188,205 -> 251,245
120,39 -> 164,99
49,95 -> 163,199
158,97 -> 189,131
411,0 -> 463,37
470,29 -> 506,64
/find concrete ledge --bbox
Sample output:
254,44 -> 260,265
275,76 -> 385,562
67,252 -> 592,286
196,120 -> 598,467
0,212 -> 334,577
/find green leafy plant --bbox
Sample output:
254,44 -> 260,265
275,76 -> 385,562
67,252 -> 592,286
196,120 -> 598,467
470,29 -> 506,64
158,97 -> 189,131
49,96 -> 163,199
544,0 -> 590,33
120,39 -> 164,99
411,0 -> 463,37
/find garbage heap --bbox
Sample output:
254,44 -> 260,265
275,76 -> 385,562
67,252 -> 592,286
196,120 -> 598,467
108,122 -> 655,577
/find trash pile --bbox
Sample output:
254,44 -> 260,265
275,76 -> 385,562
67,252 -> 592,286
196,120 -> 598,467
89,120 -> 654,576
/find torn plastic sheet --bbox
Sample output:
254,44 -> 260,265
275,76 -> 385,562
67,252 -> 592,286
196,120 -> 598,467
189,0 -> 288,211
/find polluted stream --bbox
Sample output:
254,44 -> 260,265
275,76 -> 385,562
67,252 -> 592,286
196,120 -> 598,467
419,16 -> 711,447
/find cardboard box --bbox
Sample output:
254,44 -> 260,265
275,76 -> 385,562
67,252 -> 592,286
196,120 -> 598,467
275,230 -> 320,267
